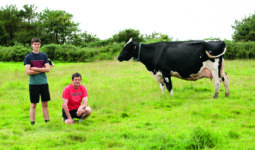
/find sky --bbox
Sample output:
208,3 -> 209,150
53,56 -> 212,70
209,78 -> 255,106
1,0 -> 255,40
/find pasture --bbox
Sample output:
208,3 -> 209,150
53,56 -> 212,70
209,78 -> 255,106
0,60 -> 254,150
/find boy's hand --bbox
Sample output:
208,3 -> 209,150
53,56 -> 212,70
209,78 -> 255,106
77,106 -> 85,116
65,118 -> 74,124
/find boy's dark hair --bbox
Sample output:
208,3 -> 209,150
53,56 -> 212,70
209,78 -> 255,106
31,37 -> 41,44
72,72 -> 82,80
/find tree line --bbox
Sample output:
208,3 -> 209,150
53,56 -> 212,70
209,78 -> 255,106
0,4 -> 172,47
0,4 -> 97,46
1,4 -> 255,47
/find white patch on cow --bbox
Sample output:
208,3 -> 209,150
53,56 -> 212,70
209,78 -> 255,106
150,71 -> 164,83
150,71 -> 165,93
170,60 -> 216,81
203,59 -> 219,78
164,77 -> 169,83
171,71 -> 182,78
202,60 -> 214,69
160,83 -> 165,94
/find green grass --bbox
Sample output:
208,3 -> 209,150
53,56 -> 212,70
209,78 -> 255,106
0,59 -> 255,150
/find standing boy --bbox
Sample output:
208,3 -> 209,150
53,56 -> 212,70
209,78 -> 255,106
62,73 -> 92,124
24,37 -> 51,125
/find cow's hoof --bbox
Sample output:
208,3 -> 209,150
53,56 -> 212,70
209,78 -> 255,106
225,93 -> 229,97
170,90 -> 174,96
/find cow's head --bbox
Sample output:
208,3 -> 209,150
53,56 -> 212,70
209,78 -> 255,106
118,38 -> 138,62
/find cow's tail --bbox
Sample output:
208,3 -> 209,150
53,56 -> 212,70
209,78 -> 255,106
206,48 -> 226,58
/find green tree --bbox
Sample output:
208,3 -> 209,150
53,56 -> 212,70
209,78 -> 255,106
0,5 -> 21,46
144,32 -> 172,41
203,37 -> 220,41
0,4 -> 39,46
15,4 -> 39,45
67,31 -> 99,46
112,28 -> 144,43
67,33 -> 82,46
0,21 -> 8,45
38,9 -> 79,44
232,13 -> 255,42
80,31 -> 99,43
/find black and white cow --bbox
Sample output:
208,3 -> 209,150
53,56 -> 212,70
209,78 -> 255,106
118,38 -> 229,98
48,58 -> 55,67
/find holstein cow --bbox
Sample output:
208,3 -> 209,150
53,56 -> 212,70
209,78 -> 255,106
48,58 -> 55,67
117,38 -> 229,98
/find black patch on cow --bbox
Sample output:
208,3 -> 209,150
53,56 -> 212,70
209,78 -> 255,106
218,56 -> 223,78
222,77 -> 225,82
203,41 -> 225,56
48,59 -> 54,66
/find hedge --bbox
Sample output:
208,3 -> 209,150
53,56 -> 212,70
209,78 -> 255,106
0,42 -> 124,62
224,41 -> 255,59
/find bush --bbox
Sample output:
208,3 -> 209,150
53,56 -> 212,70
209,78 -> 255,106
40,44 -> 61,60
225,41 -> 255,59
81,38 -> 114,47
0,46 -> 12,61
12,45 -> 30,61
112,29 -> 144,43
40,42 -> 123,62
0,45 -> 30,62
186,127 -> 221,149
96,42 -> 124,60
228,130 -> 240,139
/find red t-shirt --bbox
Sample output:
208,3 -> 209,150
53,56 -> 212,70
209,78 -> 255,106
62,84 -> 88,110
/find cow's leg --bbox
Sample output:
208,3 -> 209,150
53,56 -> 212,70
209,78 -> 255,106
211,59 -> 221,98
212,75 -> 221,98
162,72 -> 173,95
150,71 -> 166,94
220,59 -> 230,97
160,82 -> 165,94
222,71 -> 229,97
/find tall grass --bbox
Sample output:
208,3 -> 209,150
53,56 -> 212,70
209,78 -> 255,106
0,60 -> 254,149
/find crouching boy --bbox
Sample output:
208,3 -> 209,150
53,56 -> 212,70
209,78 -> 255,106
62,73 -> 92,124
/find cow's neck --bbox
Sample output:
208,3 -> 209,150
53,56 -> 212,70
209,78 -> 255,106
136,43 -> 155,71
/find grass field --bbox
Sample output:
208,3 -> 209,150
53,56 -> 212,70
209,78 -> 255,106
0,59 -> 255,150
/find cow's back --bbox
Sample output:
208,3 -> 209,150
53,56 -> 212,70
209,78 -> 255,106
154,41 -> 206,78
